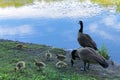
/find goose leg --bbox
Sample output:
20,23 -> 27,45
86,62 -> 90,70
81,61 -> 87,71
71,59 -> 74,67
84,62 -> 87,71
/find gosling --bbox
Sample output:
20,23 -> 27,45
45,50 -> 52,61
56,61 -> 67,68
16,44 -> 23,49
34,59 -> 46,70
56,54 -> 66,61
14,61 -> 25,71
16,44 -> 27,49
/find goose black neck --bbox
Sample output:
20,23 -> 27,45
79,21 -> 83,33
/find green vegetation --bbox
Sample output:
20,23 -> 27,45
82,0 -> 120,12
50,48 -> 66,55
0,39 -> 120,80
38,0 -> 63,3
91,0 -> 114,7
0,39 -> 100,80
0,0 -> 63,8
99,44 -> 110,60
0,0 -> 33,8
90,0 -> 120,12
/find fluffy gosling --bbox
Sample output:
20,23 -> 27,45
45,50 -> 52,61
14,61 -> 25,71
16,44 -> 23,49
34,59 -> 46,70
56,61 -> 67,68
16,44 -> 27,49
56,54 -> 66,61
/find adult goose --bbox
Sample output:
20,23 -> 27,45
71,47 -> 109,71
77,21 -> 98,50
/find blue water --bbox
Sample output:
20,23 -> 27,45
0,13 -> 120,64
0,1 -> 120,63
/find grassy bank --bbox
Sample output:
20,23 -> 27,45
0,39 -> 119,80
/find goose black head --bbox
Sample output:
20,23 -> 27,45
79,21 -> 83,25
71,49 -> 79,66
78,21 -> 83,33
71,50 -> 77,60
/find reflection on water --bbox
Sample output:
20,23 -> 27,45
0,0 -> 119,19
0,0 -> 120,12
0,0 -> 33,7
0,0 -> 116,19
0,0 -> 64,8
0,0 -> 120,63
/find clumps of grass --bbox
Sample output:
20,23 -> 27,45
50,48 -> 66,55
42,65 -> 97,80
0,39 -> 115,80
11,59 -> 21,63
99,44 -> 110,60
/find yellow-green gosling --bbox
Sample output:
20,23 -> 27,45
14,61 -> 25,71
56,61 -> 67,68
34,59 -> 46,70
45,50 -> 52,60
56,54 -> 66,61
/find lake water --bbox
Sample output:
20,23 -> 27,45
0,0 -> 120,63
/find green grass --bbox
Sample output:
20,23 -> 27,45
99,44 -> 110,60
0,39 -> 110,80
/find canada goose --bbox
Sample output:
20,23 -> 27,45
14,61 -> 25,71
34,59 -> 46,70
71,47 -> 109,71
56,54 -> 66,61
77,21 -> 98,50
56,61 -> 67,68
71,49 -> 80,67
45,50 -> 52,60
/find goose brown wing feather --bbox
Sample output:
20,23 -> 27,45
84,34 -> 92,40
87,48 -> 105,62
78,34 -> 97,50
85,48 -> 108,68
78,48 -> 106,65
